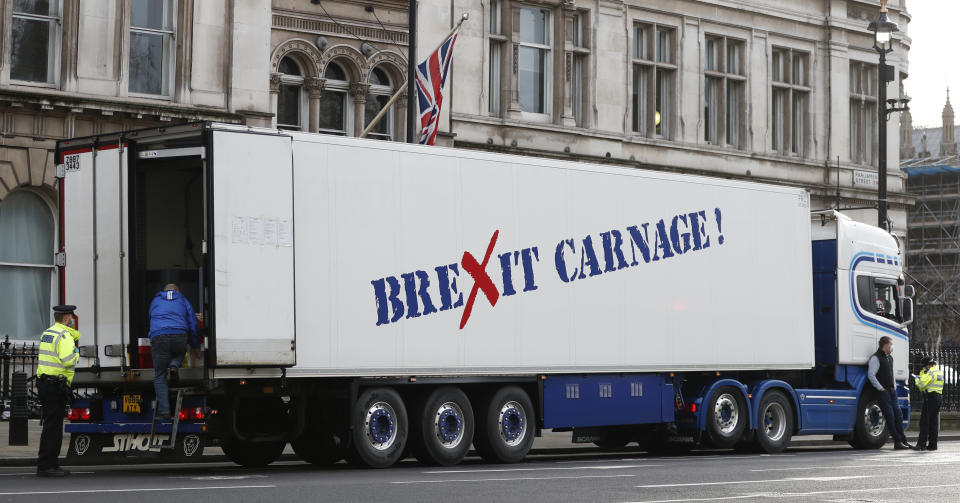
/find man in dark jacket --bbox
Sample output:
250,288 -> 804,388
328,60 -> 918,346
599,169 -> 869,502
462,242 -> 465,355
867,336 -> 912,449
148,284 -> 200,419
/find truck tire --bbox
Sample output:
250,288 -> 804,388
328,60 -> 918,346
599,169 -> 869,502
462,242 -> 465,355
347,387 -> 408,468
705,386 -> 747,449
755,391 -> 794,453
221,438 -> 286,468
849,393 -> 889,450
412,387 -> 474,466
474,386 -> 535,464
291,433 -> 343,466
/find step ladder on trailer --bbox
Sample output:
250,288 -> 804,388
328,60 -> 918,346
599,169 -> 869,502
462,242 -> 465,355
148,388 -> 184,451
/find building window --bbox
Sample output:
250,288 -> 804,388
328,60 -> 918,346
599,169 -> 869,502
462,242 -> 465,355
319,62 -> 350,136
0,190 -> 55,341
631,23 -> 676,139
365,67 -> 394,141
10,0 -> 60,84
488,0 -> 504,116
771,48 -> 810,156
277,57 -> 304,131
850,61 -> 877,165
569,12 -> 588,127
129,0 -> 175,96
517,6 -> 552,115
703,35 -> 745,148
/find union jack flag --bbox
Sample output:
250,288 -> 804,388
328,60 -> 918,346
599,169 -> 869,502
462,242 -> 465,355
415,28 -> 460,145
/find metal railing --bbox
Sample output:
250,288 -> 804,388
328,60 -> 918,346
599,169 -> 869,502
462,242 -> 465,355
910,345 -> 960,412
1,336 -> 40,420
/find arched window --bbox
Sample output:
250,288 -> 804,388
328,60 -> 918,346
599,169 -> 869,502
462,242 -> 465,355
319,61 -> 350,136
365,67 -> 394,141
277,56 -> 306,130
0,190 -> 55,341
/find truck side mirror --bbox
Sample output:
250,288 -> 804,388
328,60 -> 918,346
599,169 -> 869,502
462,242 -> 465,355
901,297 -> 914,326
903,285 -> 916,298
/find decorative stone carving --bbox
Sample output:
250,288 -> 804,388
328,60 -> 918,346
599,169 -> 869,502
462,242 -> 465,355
305,77 -> 325,97
362,50 -> 407,85
319,45 -> 366,81
269,72 -> 282,92
349,82 -> 370,102
271,38 -> 324,77
513,44 -> 519,75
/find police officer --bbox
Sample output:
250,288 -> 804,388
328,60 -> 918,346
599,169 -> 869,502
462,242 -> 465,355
36,305 -> 81,477
913,355 -> 944,451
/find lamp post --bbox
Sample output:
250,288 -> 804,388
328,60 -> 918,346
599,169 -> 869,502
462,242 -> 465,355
868,1 -> 909,230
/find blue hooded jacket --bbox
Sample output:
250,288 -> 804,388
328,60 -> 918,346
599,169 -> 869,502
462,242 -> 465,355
148,290 -> 200,348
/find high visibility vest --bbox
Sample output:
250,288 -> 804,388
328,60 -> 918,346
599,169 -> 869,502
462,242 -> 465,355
918,365 -> 945,394
36,323 -> 80,385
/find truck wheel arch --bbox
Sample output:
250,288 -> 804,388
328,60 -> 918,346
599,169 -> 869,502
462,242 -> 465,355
695,379 -> 750,433
748,380 -> 801,433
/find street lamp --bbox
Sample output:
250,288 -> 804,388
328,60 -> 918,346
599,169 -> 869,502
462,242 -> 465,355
868,1 -> 908,231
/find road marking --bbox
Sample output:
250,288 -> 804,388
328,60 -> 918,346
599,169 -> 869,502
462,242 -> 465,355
622,483 -> 960,503
0,471 -> 93,476
635,475 -> 870,488
0,485 -> 276,496
393,473 -> 637,484
423,464 -> 661,474
168,475 -> 270,480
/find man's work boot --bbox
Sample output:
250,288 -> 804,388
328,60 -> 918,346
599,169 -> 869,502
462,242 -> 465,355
36,468 -> 70,477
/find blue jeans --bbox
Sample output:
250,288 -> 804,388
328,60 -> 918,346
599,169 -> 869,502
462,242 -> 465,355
151,334 -> 187,416
877,387 -> 908,445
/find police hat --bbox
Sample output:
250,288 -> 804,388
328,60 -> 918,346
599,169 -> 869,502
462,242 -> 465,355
53,305 -> 76,314
921,355 -> 936,366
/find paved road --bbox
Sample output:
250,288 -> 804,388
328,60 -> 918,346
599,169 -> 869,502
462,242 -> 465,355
1,444 -> 959,502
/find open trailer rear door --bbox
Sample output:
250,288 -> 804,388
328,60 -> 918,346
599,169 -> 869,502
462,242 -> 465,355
209,129 -> 296,367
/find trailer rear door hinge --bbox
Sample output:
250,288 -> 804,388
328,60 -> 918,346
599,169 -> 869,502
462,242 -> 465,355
54,252 -> 66,267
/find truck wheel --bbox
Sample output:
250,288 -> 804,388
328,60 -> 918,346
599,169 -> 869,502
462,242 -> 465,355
348,387 -> 408,468
221,438 -> 286,468
412,387 -> 474,466
849,394 -> 889,449
705,386 -> 747,449
474,386 -> 535,464
291,433 -> 343,465
755,391 -> 793,453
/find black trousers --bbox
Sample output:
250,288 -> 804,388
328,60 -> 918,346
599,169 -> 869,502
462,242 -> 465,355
37,379 -> 68,470
918,392 -> 943,449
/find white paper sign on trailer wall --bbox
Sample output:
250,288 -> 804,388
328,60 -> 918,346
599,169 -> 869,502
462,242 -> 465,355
212,131 -> 295,366
289,133 -> 814,376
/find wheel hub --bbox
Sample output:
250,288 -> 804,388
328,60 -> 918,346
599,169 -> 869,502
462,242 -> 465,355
365,401 -> 397,450
499,401 -> 526,446
865,403 -> 886,437
762,402 -> 786,442
714,393 -> 739,435
434,402 -> 465,448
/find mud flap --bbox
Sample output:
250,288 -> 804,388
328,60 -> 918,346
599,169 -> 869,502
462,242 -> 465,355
68,432 -> 205,463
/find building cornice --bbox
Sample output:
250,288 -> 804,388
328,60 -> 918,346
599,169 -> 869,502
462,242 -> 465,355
272,9 -> 408,47
0,88 -> 244,121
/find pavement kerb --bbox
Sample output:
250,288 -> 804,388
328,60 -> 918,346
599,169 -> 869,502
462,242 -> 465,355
3,434 -> 960,468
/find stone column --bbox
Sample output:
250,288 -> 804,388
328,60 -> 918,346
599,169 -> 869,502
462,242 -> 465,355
306,77 -> 326,133
350,82 -> 370,137
397,94 -> 409,141
269,72 -> 282,128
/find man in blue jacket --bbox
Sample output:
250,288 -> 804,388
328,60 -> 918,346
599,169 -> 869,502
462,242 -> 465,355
149,284 -> 200,419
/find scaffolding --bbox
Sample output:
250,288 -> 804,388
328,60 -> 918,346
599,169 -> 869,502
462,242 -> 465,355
901,156 -> 960,347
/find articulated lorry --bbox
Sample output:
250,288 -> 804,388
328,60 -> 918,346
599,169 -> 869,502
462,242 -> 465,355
56,122 -> 913,468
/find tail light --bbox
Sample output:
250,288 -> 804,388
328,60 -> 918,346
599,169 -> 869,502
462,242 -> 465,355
68,407 -> 91,421
177,407 -> 206,421
682,403 -> 697,413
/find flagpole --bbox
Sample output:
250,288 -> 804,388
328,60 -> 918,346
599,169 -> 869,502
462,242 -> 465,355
360,13 -> 469,140
405,0 -> 417,143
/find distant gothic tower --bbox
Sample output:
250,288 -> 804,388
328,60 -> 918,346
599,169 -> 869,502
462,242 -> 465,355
942,88 -> 957,157
900,108 -> 915,159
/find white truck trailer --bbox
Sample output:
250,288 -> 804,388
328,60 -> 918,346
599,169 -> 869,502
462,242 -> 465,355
56,123 -> 914,467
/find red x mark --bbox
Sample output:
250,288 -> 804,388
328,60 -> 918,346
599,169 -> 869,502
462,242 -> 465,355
459,230 -> 500,329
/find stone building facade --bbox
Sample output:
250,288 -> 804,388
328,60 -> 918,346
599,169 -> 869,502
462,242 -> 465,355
419,0 -> 912,233
0,0 -> 274,341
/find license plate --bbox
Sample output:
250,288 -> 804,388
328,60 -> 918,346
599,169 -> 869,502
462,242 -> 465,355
123,394 -> 142,415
